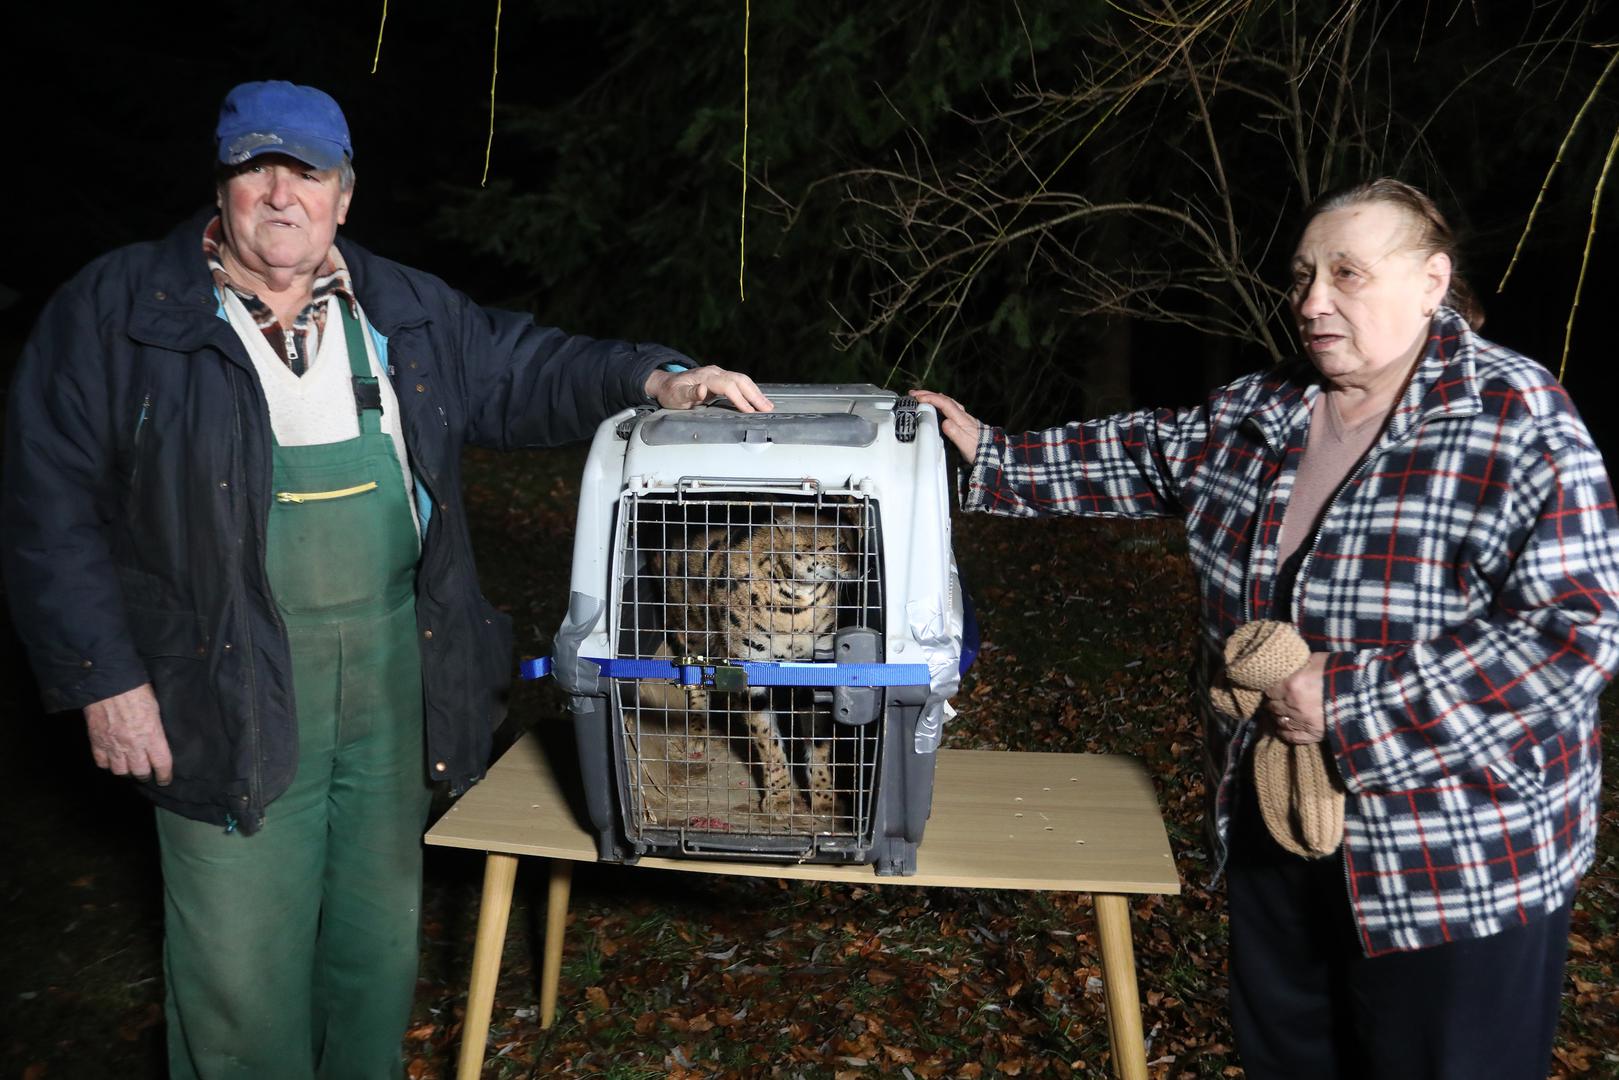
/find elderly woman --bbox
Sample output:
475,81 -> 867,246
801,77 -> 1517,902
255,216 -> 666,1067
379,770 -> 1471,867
915,178 -> 1619,1079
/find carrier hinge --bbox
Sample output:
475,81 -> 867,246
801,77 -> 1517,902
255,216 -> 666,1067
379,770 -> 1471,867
615,405 -> 657,440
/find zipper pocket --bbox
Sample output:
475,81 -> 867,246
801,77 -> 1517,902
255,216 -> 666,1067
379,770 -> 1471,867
134,392 -> 153,444
128,391 -> 154,492
275,481 -> 379,504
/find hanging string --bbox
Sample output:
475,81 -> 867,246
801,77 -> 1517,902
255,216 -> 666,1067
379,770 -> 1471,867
739,0 -> 750,301
370,0 -> 388,73
482,0 -> 503,186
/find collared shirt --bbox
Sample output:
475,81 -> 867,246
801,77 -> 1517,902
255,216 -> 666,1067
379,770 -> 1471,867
205,217 -> 420,539
964,307 -> 1619,956
202,216 -> 357,376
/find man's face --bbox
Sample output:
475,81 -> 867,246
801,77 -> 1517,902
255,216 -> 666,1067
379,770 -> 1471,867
216,153 -> 352,287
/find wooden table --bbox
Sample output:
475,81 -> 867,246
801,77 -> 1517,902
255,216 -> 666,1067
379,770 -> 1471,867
425,735 -> 1180,1079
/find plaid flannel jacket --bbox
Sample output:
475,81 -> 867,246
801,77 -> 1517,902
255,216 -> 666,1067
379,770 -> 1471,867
965,308 -> 1619,955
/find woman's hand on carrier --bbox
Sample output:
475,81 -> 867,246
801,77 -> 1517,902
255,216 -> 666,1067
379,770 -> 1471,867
646,365 -> 774,413
909,390 -> 982,464
1262,653 -> 1328,745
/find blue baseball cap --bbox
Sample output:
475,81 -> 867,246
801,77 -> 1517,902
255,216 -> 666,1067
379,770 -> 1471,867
216,80 -> 353,170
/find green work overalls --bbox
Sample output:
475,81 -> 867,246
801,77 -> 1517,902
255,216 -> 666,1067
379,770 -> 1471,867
158,299 -> 429,1080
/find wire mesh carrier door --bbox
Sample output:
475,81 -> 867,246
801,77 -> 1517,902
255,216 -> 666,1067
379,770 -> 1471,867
617,488 -> 882,852
556,384 -> 962,875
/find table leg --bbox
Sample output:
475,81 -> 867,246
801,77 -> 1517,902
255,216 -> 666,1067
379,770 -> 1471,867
1094,892 -> 1147,1080
455,852 -> 519,1080
539,858 -> 573,1028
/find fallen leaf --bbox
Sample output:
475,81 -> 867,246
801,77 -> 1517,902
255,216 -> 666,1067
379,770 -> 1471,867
1553,1045 -> 1594,1073
117,1003 -> 162,1042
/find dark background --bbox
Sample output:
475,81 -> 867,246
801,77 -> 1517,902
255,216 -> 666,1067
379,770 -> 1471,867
3,2 -> 1618,1071
6,3 -> 1618,434
3,2 -> 575,324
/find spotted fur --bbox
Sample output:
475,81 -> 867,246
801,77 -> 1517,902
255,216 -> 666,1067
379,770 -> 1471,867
660,507 -> 860,814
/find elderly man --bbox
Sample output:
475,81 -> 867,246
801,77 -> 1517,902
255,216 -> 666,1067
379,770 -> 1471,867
1,80 -> 769,1079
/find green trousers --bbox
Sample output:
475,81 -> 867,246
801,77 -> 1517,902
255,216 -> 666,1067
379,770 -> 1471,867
157,599 -> 428,1079
159,301 -> 428,1080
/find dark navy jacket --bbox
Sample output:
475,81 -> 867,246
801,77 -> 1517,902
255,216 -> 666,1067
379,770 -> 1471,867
3,208 -> 681,830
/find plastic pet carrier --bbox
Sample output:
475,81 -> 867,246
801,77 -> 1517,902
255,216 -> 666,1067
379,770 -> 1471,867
549,384 -> 965,875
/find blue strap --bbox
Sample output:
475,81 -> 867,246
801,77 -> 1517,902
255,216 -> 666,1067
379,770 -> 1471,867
518,655 -> 930,687
959,583 -> 981,676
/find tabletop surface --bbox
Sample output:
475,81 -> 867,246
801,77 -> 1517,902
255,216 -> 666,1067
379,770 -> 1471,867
426,734 -> 1180,895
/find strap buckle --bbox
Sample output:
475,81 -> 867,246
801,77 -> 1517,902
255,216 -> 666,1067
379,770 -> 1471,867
352,375 -> 383,415
675,655 -> 749,692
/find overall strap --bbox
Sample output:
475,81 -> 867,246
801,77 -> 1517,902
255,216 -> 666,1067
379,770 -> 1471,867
337,299 -> 384,435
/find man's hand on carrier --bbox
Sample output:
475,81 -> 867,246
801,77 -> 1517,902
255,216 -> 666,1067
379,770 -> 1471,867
909,390 -> 982,464
646,365 -> 774,413
84,683 -> 173,786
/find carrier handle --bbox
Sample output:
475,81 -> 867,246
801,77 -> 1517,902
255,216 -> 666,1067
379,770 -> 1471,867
674,475 -> 822,497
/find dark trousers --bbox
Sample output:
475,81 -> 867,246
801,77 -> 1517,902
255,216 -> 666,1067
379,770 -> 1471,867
1225,782 -> 1571,1080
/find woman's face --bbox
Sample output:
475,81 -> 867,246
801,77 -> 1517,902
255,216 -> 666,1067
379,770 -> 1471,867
1289,201 -> 1450,389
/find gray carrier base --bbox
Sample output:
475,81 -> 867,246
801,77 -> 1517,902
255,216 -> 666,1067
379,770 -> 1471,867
567,688 -> 937,875
556,385 -> 962,877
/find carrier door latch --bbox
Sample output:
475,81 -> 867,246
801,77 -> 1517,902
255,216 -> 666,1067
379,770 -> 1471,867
893,395 -> 919,442
832,627 -> 881,725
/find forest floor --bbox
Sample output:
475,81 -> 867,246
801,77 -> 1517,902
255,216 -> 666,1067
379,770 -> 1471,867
4,444 -> 1617,1079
